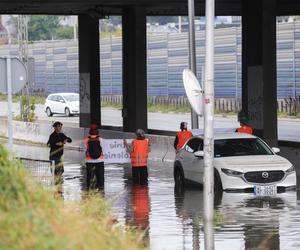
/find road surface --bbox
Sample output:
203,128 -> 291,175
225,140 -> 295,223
0,101 -> 299,141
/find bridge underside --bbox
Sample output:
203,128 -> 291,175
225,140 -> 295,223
1,0 -> 300,145
1,0 -> 300,15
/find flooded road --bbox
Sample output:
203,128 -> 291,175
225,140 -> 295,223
9,143 -> 300,250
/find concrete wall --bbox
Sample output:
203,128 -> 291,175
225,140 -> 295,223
0,118 -> 175,163
1,118 -> 299,178
0,118 -> 85,146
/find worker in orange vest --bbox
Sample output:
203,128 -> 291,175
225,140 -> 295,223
124,129 -> 151,185
85,124 -> 105,190
174,122 -> 193,151
235,112 -> 253,134
235,120 -> 253,134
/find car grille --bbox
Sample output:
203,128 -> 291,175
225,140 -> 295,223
244,170 -> 285,183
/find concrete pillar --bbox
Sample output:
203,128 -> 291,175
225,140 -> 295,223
78,15 -> 100,128
122,7 -> 147,132
242,0 -> 278,146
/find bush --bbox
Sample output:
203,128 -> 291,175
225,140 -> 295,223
0,145 -> 145,250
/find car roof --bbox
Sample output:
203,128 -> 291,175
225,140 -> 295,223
192,132 -> 257,140
48,93 -> 78,96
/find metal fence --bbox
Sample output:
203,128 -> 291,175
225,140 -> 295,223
102,95 -> 300,115
18,157 -> 54,186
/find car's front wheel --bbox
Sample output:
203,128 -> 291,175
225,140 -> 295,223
46,107 -> 53,117
65,107 -> 71,117
214,169 -> 223,191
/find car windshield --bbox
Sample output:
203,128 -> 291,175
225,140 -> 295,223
214,138 -> 273,157
63,94 -> 79,102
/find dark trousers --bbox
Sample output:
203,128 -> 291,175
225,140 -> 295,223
132,166 -> 148,185
49,157 -> 64,175
86,162 -> 104,189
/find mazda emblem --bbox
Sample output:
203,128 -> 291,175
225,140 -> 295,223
262,172 -> 269,179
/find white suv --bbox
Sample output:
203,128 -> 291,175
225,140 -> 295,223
44,93 -> 79,117
174,133 -> 296,195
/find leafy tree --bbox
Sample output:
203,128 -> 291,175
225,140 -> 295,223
28,16 -> 61,41
7,15 -> 62,41
54,26 -> 74,40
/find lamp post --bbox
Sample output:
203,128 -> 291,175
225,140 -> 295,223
203,0 -> 215,249
188,0 -> 199,129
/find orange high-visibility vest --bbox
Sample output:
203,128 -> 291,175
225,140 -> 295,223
85,135 -> 104,160
130,139 -> 149,167
176,130 -> 193,150
236,126 -> 253,134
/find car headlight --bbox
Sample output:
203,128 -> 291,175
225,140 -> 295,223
285,165 -> 295,175
221,168 -> 243,177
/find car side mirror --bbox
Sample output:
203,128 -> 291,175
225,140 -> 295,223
194,150 -> 204,158
272,147 -> 280,154
59,99 -> 65,103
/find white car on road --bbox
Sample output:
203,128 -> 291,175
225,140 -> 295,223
174,133 -> 296,195
44,93 -> 79,117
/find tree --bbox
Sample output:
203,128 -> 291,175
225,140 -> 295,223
54,26 -> 74,40
28,16 -> 61,41
8,15 -> 62,41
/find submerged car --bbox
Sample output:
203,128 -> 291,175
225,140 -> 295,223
174,133 -> 296,195
44,93 -> 79,117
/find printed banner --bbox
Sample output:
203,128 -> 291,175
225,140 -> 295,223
102,139 -> 132,164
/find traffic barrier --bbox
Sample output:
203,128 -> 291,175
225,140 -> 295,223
18,157 -> 55,186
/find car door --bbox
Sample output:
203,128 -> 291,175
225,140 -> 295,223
45,95 -> 53,112
180,138 -> 204,184
56,95 -> 65,114
50,95 -> 58,113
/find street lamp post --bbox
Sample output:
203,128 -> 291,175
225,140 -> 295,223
203,0 -> 215,249
188,0 -> 199,129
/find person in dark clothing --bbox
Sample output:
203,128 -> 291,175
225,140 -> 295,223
47,121 -> 72,177
85,124 -> 105,190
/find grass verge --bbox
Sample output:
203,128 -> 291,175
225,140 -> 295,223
0,144 -> 145,250
0,93 -> 45,104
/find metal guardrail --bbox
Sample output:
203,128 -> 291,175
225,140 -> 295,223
18,157 -> 55,186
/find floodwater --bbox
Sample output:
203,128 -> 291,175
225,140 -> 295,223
9,143 -> 300,250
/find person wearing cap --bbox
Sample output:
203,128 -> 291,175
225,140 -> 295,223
124,129 -> 151,185
235,112 -> 253,134
174,122 -> 193,151
47,121 -> 72,177
85,124 -> 105,190
235,121 -> 253,134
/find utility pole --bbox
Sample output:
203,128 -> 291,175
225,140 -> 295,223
203,0 -> 215,249
188,0 -> 199,129
18,15 -> 30,122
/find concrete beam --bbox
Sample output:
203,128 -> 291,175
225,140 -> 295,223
122,7 -> 148,133
78,15 -> 101,128
2,0 -> 300,16
242,0 -> 278,146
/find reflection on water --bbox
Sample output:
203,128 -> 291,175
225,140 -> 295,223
175,188 -> 298,250
7,142 -> 300,250
125,184 -> 150,247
